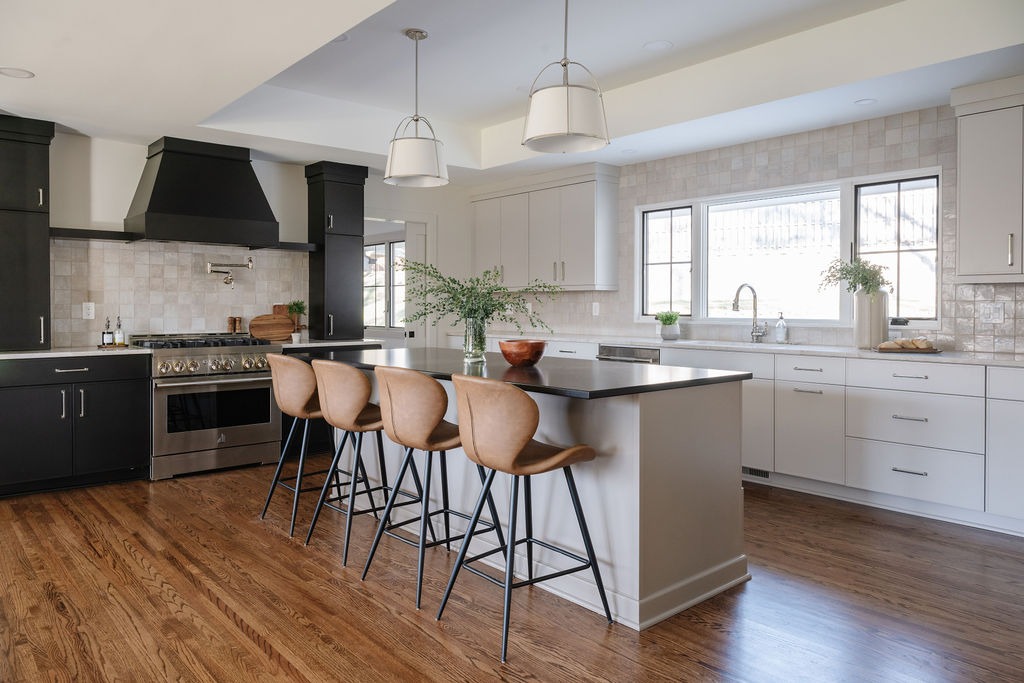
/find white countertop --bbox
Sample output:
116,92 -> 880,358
0,346 -> 152,360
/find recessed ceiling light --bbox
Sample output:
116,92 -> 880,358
854,98 -> 877,106
0,67 -> 35,79
643,40 -> 673,52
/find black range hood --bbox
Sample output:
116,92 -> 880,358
124,137 -> 279,247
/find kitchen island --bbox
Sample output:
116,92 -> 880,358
313,347 -> 752,630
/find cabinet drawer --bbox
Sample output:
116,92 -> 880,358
0,354 -> 150,387
846,387 -> 984,453
662,349 -> 774,379
988,366 -> 1024,401
545,340 -> 598,361
846,358 -> 984,396
775,355 -> 845,384
846,438 -> 983,510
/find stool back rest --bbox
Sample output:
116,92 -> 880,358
311,359 -> 372,431
374,366 -> 449,450
452,374 -> 539,472
266,353 -> 320,419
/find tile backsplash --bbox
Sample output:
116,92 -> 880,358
503,105 -> 1024,354
50,239 -> 308,348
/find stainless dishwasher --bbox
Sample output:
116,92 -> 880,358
595,345 -> 661,364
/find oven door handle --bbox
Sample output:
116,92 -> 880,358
154,376 -> 271,389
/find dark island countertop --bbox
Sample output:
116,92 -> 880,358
301,347 -> 751,400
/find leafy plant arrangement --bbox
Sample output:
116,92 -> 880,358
287,300 -> 307,316
654,311 -> 681,326
819,258 -> 892,296
400,260 -> 561,331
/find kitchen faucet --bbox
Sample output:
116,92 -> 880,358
732,283 -> 767,343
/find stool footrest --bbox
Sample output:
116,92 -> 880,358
462,537 -> 592,590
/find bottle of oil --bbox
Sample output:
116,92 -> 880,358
113,315 -> 125,346
102,317 -> 114,346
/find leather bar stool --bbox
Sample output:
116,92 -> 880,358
304,359 -> 389,564
363,366 -> 503,609
439,373 -> 613,662
261,353 -> 334,537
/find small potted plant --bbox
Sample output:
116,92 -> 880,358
654,311 -> 682,340
287,300 -> 307,332
820,258 -> 892,349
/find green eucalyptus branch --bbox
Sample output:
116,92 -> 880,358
399,260 -> 561,333
819,258 -> 892,295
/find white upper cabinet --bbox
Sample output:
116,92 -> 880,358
472,193 -> 529,288
952,76 -> 1024,282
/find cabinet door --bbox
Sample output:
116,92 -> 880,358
987,398 -> 1024,519
0,385 -> 73,486
957,107 -> 1023,277
558,181 -> 597,287
322,234 -> 364,339
472,198 -> 501,274
308,180 -> 363,241
499,193 -> 530,288
528,187 -> 561,282
0,139 -> 49,212
0,211 -> 50,351
73,380 -> 151,476
742,379 -> 775,472
774,380 -> 846,484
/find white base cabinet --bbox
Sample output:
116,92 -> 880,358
987,367 -> 1024,520
774,380 -> 846,484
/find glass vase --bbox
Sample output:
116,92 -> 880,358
463,317 -> 487,362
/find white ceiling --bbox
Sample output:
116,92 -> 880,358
2,0 -> 1023,186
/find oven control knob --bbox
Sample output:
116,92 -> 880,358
157,361 -> 172,375
222,358 -> 235,371
186,360 -> 200,373
209,359 -> 222,372
172,360 -> 186,374
255,355 -> 268,369
241,356 -> 255,370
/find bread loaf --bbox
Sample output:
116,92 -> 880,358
912,337 -> 933,349
878,340 -> 900,349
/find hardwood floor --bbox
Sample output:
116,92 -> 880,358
1,455 -> 1022,682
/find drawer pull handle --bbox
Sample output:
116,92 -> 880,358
793,366 -> 823,372
794,388 -> 824,395
892,414 -> 928,423
79,389 -> 86,418
558,349 -> 577,354
55,367 -> 90,373
891,466 -> 928,477
892,373 -> 928,380
60,389 -> 67,419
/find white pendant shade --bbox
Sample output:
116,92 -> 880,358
383,133 -> 448,187
523,83 -> 609,153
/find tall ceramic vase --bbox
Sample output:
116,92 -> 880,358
854,289 -> 888,349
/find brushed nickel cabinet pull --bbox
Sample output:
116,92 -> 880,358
79,389 -> 86,418
891,466 -> 928,477
561,261 -> 565,280
328,313 -> 334,336
892,414 -> 928,422
39,316 -> 45,344
558,349 -> 577,354
60,389 -> 66,419
892,373 -> 928,380
54,367 -> 90,373
793,388 -> 824,395
1010,233 -> 1015,267
793,366 -> 823,372
328,213 -> 334,231
553,261 -> 557,280
38,187 -> 44,207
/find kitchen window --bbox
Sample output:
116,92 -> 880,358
855,176 -> 939,320
641,206 -> 692,316
363,240 -> 405,328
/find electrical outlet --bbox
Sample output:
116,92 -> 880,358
82,302 -> 95,320
979,302 -> 1005,324
592,302 -> 600,316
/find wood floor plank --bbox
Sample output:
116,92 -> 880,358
1,459 -> 1022,682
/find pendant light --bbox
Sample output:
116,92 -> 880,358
384,28 -> 449,187
522,0 -> 609,154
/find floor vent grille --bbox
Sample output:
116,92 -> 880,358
742,466 -> 771,479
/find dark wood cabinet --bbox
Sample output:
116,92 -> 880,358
305,162 -> 368,340
0,355 -> 151,496
0,138 -> 50,212
0,211 -> 50,350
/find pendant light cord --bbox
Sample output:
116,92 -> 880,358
561,0 -> 570,85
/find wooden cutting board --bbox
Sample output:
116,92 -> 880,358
249,314 -> 294,341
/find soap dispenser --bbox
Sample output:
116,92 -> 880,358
774,312 -> 788,343
102,317 -> 114,346
113,315 -> 125,346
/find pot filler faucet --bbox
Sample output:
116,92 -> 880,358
732,283 -> 768,343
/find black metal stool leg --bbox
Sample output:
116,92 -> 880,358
564,467 -> 613,623
408,452 -> 437,544
261,415 -> 298,518
524,474 -> 534,581
479,464 -> 507,554
362,447 -> 414,580
501,474 -> 520,663
341,431 -> 365,566
415,450 -> 434,609
376,429 -> 388,494
436,468 -> 496,621
288,418 -> 311,537
305,430 -> 351,544
439,451 -> 451,552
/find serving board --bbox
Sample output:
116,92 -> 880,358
249,314 -> 294,341
875,346 -> 941,354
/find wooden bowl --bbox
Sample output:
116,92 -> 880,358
498,339 -> 546,367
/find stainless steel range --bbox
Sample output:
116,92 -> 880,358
131,333 -> 283,480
